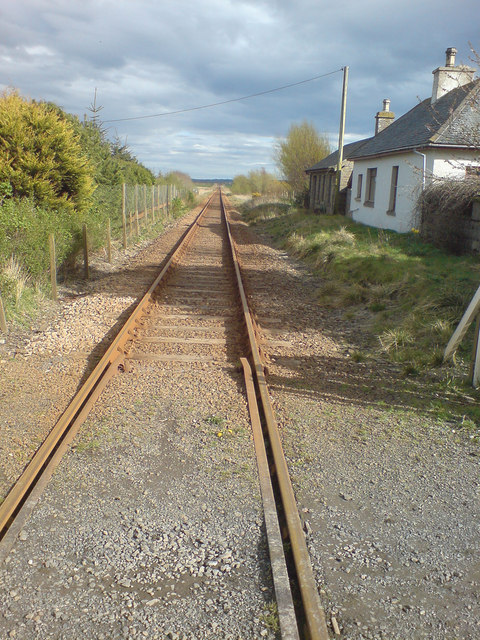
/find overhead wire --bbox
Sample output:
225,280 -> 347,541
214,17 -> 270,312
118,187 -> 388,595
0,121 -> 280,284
103,68 -> 344,123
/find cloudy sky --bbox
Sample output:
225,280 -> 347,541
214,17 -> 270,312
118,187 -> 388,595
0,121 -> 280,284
1,0 -> 479,179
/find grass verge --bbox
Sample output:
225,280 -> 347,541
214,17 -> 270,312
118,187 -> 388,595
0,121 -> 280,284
240,200 -> 480,369
0,196 -> 196,330
238,198 -> 480,436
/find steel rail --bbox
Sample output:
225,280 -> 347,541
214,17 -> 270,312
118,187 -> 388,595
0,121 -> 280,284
2,188 -> 328,639
221,191 -> 329,640
0,192 -> 216,538
241,357 -> 300,640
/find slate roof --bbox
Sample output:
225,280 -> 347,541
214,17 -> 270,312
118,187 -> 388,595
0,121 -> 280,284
348,80 -> 480,159
306,138 -> 372,172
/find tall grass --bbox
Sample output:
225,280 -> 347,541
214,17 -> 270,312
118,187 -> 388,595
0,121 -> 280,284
0,187 -> 195,326
240,200 -> 480,372
0,255 -> 46,324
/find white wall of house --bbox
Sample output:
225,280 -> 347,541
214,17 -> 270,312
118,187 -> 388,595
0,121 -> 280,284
349,148 -> 480,233
349,152 -> 423,232
431,148 -> 480,178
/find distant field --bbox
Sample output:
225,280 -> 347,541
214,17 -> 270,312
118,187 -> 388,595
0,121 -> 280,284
192,179 -> 233,187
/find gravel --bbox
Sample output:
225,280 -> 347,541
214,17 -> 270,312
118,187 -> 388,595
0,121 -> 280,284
0,210 -> 199,499
1,195 -> 479,639
228,204 -> 480,640
0,200 -> 278,639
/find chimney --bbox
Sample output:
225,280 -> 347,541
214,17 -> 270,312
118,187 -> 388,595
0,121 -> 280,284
375,98 -> 395,134
431,47 -> 476,103
445,47 -> 457,67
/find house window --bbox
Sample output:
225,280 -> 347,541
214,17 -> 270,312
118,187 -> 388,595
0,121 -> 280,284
320,174 -> 325,201
364,168 -> 377,206
356,174 -> 363,200
387,166 -> 399,214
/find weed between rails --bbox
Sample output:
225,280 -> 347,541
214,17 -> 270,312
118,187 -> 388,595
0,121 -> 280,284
260,602 -> 280,633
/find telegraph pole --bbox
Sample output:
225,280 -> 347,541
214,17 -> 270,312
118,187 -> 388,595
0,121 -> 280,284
334,65 -> 349,214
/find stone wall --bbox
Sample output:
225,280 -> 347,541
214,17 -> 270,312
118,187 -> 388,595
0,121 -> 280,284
420,198 -> 480,254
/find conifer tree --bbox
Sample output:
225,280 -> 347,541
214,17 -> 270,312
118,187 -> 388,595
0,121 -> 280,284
0,90 -> 94,212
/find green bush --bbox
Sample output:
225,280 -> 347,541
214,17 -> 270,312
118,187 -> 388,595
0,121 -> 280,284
0,198 -> 82,277
0,90 -> 94,212
171,197 -> 184,217
0,89 -> 195,326
85,185 -> 122,250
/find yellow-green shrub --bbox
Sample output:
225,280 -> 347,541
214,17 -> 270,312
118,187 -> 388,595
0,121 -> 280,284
0,90 -> 94,212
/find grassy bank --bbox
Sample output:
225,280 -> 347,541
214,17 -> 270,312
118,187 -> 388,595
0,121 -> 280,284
0,195 -> 193,328
239,199 -> 480,378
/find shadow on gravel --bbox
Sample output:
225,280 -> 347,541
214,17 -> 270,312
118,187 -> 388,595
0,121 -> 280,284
226,214 -> 479,425
266,353 -> 476,419
71,263 -> 246,396
75,301 -> 140,391
63,260 -> 175,396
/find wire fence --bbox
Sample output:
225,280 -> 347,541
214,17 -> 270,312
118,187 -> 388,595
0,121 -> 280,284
121,183 -> 183,241
61,182 -> 188,290
0,182 -> 190,330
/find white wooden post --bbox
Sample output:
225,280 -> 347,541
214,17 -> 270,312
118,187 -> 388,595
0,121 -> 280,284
471,316 -> 480,387
443,283 -> 480,387
0,295 -> 7,333
444,284 -> 480,360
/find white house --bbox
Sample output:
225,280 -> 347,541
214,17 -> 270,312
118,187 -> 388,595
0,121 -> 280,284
348,48 -> 480,233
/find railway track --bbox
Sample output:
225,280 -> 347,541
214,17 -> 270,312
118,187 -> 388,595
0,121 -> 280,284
0,190 -> 329,639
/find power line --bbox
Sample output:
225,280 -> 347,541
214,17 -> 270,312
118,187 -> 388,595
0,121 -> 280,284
103,68 -> 343,123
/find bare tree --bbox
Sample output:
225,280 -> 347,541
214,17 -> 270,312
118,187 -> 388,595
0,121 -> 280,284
274,120 -> 330,196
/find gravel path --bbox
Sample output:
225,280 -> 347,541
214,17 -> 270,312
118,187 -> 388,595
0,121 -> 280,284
0,198 -> 278,639
227,201 -> 480,640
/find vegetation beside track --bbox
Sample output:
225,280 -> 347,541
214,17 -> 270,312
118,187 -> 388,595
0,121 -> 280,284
0,90 -> 198,327
237,197 -> 480,436
0,193 -> 194,328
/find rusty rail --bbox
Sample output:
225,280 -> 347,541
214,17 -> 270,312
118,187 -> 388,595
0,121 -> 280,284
221,190 -> 329,640
0,192 -> 215,538
1,189 -> 329,640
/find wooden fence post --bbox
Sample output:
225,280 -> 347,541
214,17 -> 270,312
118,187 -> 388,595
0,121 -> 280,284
135,185 -> 140,235
166,184 -> 170,216
151,185 -> 155,222
470,315 -> 480,388
83,223 -> 89,279
0,295 -> 7,333
106,218 -> 112,263
444,283 -> 480,387
444,284 -> 480,361
143,184 -> 148,225
122,183 -> 127,250
48,233 -> 58,301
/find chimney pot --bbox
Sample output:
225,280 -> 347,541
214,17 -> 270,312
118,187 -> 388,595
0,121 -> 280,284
383,98 -> 391,112
432,46 -> 475,103
445,47 -> 457,67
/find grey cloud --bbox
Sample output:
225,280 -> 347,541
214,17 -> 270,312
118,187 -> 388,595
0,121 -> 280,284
0,0 -> 478,177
